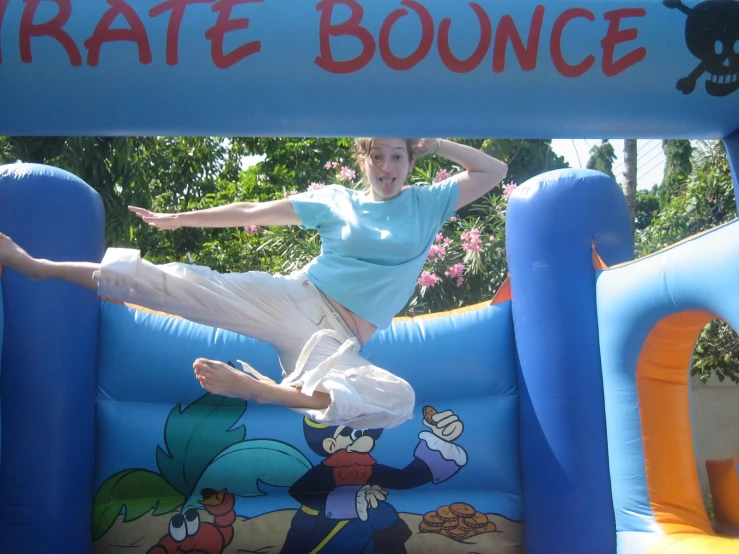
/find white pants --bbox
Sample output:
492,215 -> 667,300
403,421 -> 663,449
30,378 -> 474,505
94,248 -> 415,429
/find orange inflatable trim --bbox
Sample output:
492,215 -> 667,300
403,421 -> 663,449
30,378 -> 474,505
637,310 -> 715,536
706,456 -> 739,530
638,312 -> 739,552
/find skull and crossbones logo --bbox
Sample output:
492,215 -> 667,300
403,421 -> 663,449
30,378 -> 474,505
664,0 -> 739,96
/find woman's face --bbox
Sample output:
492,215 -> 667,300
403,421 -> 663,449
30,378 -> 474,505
362,138 -> 414,201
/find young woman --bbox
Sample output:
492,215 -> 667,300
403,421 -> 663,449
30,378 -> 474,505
0,138 -> 507,429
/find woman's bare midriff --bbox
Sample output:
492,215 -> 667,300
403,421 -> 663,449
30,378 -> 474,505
323,294 -> 377,347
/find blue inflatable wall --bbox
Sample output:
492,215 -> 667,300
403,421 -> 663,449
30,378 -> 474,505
0,164 -> 104,552
94,298 -> 522,536
1,165 -> 526,553
0,276 -> 3,468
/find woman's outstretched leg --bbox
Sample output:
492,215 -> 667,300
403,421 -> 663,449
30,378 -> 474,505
192,358 -> 331,411
0,233 -> 99,290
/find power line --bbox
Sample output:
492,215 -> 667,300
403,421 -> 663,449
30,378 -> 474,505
580,139 -> 665,176
636,160 -> 666,186
619,140 -> 660,166
614,157 -> 665,186
639,141 -> 662,159
581,139 -> 592,155
638,148 -> 665,173
640,157 -> 666,180
637,139 -> 660,155
571,139 -> 583,168
614,140 -> 662,174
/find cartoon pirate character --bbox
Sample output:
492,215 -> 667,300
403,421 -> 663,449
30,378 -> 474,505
664,0 -> 739,96
280,408 -> 467,554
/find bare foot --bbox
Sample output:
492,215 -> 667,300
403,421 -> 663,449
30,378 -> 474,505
192,358 -> 331,411
0,233 -> 45,279
193,358 -> 267,401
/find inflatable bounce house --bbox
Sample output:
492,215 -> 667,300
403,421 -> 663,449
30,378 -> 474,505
1,1 -> 739,552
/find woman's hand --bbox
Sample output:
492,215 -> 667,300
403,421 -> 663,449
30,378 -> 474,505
415,138 -> 441,157
128,206 -> 183,230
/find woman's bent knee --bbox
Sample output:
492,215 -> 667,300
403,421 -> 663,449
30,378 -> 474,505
301,373 -> 415,430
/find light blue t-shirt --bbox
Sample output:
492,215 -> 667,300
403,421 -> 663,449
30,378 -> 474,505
291,177 -> 459,329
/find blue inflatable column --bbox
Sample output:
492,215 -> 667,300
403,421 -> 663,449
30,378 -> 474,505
0,276 -> 3,467
0,164 -> 104,554
506,169 -> 634,554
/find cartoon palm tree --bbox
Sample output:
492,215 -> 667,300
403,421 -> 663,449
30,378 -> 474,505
92,392 -> 311,541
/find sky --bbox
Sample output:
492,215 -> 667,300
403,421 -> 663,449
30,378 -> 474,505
550,139 -> 665,191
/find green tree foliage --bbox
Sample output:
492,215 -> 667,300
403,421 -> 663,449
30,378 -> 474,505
0,136 -> 356,274
636,141 -> 735,255
693,320 -> 739,384
1,137 -> 148,245
586,140 -> 616,179
637,141 -> 738,383
0,136 -> 247,261
635,188 -> 660,231
661,139 -> 693,203
476,139 -> 569,186
232,137 -> 353,194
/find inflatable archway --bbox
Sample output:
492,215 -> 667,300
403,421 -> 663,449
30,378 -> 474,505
1,1 -> 739,554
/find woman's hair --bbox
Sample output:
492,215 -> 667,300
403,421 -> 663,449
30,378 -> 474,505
351,138 -> 424,165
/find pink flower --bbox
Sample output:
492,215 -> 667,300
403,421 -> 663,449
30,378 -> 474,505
463,239 -> 483,253
308,182 -> 325,191
456,277 -> 464,287
324,161 -> 333,170
503,183 -> 518,199
461,228 -> 480,242
433,168 -> 449,183
496,205 -> 503,212
449,215 -> 459,222
461,228 -> 483,253
435,233 -> 443,243
427,244 -> 446,262
245,225 -> 259,234
408,308 -> 415,315
339,166 -> 356,181
418,271 -> 439,287
283,189 -> 298,198
443,237 -> 453,246
445,263 -> 465,279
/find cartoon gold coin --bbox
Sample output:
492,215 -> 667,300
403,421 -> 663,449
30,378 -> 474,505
450,502 -> 475,517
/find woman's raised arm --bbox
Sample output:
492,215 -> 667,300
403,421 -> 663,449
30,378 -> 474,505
419,139 -> 508,209
128,198 -> 303,230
